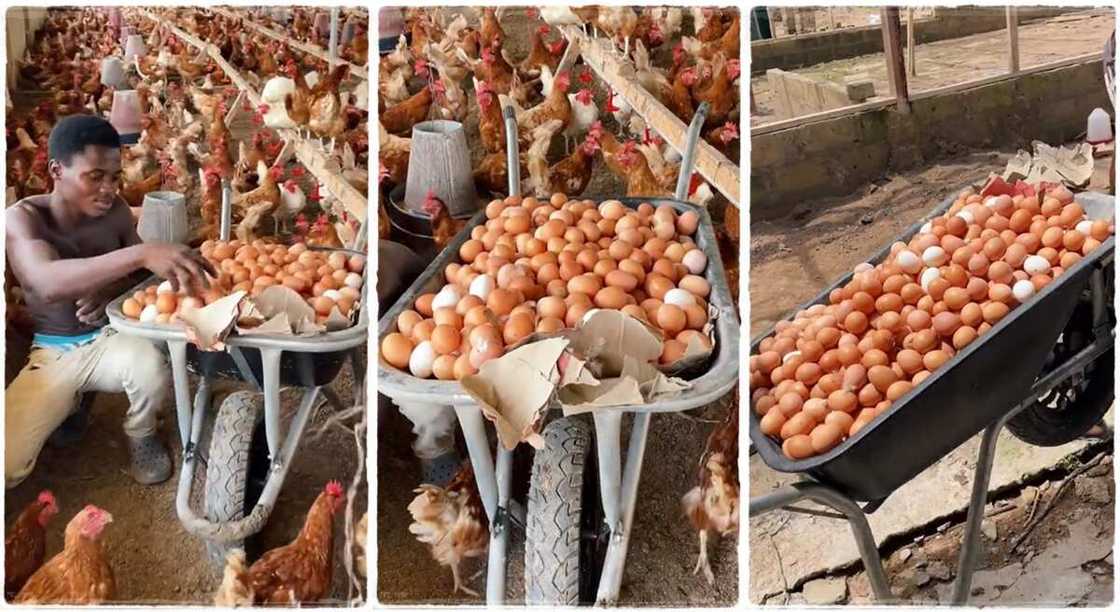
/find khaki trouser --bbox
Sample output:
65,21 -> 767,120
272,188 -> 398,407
5,329 -> 169,489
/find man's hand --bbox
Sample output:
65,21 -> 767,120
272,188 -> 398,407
75,293 -> 112,326
141,243 -> 218,295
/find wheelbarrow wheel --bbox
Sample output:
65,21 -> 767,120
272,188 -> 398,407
524,416 -> 607,605
203,390 -> 269,568
1008,300 -> 1115,446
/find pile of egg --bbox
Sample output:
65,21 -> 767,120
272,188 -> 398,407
751,185 -> 1114,461
380,193 -> 716,380
121,239 -> 365,326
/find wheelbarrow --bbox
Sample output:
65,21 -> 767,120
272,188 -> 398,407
105,189 -> 370,567
748,190 -> 1115,603
377,104 -> 740,605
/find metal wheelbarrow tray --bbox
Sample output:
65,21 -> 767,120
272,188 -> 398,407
104,245 -> 369,559
749,191 -> 1116,504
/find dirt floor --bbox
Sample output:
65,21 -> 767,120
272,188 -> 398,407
377,8 -> 740,606
752,8 -> 1115,125
761,7 -> 933,39
765,447 -> 1114,606
3,365 -> 367,604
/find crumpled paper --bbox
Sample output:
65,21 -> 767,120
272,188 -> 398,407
178,291 -> 247,351
460,310 -> 694,450
1002,141 -> 1095,189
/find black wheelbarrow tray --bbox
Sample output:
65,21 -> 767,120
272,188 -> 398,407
748,190 -> 1114,604
104,246 -> 369,565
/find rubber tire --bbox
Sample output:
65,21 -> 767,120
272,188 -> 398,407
203,390 -> 266,567
524,416 -> 604,605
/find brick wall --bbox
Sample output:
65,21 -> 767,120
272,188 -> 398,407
751,61 -> 1109,220
750,7 -> 1079,75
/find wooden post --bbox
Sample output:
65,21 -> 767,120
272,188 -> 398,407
880,7 -> 911,114
828,7 -> 835,31
1007,6 -> 1020,74
906,7 -> 916,77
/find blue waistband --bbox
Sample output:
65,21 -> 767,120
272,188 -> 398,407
32,329 -> 102,351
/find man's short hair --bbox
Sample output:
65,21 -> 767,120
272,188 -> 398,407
47,115 -> 121,166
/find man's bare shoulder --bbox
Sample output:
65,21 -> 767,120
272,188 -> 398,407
6,197 -> 49,237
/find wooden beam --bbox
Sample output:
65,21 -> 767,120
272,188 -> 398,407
210,7 -> 367,80
752,52 -> 1101,136
1007,6 -> 1020,74
880,7 -> 911,114
139,9 -> 367,223
906,7 -> 916,77
559,25 -> 740,207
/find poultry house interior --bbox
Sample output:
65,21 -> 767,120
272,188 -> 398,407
376,5 -> 740,606
4,6 -> 368,604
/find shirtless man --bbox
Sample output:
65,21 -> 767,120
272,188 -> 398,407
5,115 -> 215,489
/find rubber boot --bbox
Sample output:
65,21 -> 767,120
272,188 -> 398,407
421,450 -> 461,486
127,434 -> 172,485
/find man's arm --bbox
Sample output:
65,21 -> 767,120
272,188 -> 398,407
6,205 -> 149,304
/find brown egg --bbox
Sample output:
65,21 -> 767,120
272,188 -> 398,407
431,355 -> 457,380
897,349 -> 924,374
867,365 -> 898,393
932,311 -> 962,337
952,325 -> 978,349
657,304 -> 687,335
782,435 -> 815,460
809,423 -> 843,453
381,333 -> 414,369
414,293 -> 437,317
982,301 -> 1010,324
828,389 -> 859,413
860,349 -> 889,369
503,313 -> 536,346
487,289 -> 521,316
781,412 -> 818,441
678,275 -> 711,298
430,325 -> 462,355
594,286 -> 629,310
885,380 -> 913,401
923,350 -> 951,371
123,298 -> 143,318
760,407 -> 787,437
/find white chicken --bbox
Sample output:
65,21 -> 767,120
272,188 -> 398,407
277,178 -> 306,233
541,66 -> 598,152
260,76 -> 298,130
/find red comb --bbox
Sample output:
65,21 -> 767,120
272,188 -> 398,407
38,490 -> 56,507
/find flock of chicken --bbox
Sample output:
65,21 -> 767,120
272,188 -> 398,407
5,484 -> 366,605
380,6 -> 741,597
9,7 -> 368,247
378,6 -> 741,235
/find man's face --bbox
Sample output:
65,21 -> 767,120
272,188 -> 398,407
49,145 -> 122,218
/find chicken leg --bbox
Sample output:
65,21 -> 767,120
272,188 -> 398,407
693,529 -> 715,585
450,562 -> 479,597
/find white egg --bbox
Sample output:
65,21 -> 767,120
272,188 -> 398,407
157,280 -> 175,294
896,250 -> 922,274
664,288 -> 696,308
922,246 -> 947,267
853,262 -> 874,274
139,304 -> 160,323
344,272 -> 363,289
1023,255 -> 1050,276
682,249 -> 708,275
1012,279 -> 1036,302
920,221 -> 933,234
920,267 -> 941,292
956,210 -> 975,224
781,350 -> 802,364
1076,220 -> 1094,235
432,285 -> 463,311
983,196 -> 999,208
322,289 -> 343,301
408,341 -> 436,378
469,275 -> 495,300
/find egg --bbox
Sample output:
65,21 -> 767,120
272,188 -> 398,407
432,285 -> 464,311
810,423 -> 843,453
920,267 -> 941,292
895,250 -> 921,274
657,304 -> 687,335
676,210 -> 700,236
783,435 -> 815,459
594,286 -> 629,309
663,288 -> 696,308
123,298 -> 142,318
139,304 -> 160,323
922,246 -> 947,266
682,249 -> 708,275
678,275 -> 711,298
430,325 -> 462,355
310,296 -> 335,316
408,341 -> 436,378
381,333 -> 414,369
1023,255 -> 1050,275
157,280 -> 176,294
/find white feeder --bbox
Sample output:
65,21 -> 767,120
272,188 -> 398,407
124,34 -> 146,61
1087,107 -> 1113,144
100,57 -> 126,88
109,90 -> 142,144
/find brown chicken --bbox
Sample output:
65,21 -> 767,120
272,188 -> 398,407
6,491 -> 59,599
681,397 -> 739,584
197,165 -> 225,242
518,25 -> 561,79
700,14 -> 739,61
381,83 -> 434,137
462,44 -> 515,96
15,505 -> 115,604
120,169 -> 163,209
696,9 -> 730,43
305,213 -> 344,248
547,133 -> 599,196
212,548 -> 253,607
283,60 -> 313,129
589,122 -> 630,177
408,463 -> 489,596
666,67 -> 699,124
693,54 -> 739,129
480,8 -> 505,50
421,191 -> 468,250
473,150 -> 527,197
245,481 -> 345,604
233,163 -> 283,243
378,122 -> 411,186
511,71 -> 572,142
614,141 -> 672,198
474,79 -> 506,154
704,121 -> 740,158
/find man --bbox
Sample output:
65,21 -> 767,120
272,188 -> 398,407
5,115 -> 214,489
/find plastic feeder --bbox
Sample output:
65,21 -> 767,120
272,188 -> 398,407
403,120 -> 477,219
137,191 -> 190,244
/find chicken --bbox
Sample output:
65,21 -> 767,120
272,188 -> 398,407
523,119 -> 565,198
588,121 -> 629,177
563,81 -> 599,152
120,168 -> 163,209
246,481 -> 345,604
213,548 -> 253,607
282,60 -> 313,131
666,67 -> 699,124
596,7 -> 639,56
233,163 -> 283,243
458,45 -> 514,96
604,88 -> 633,136
381,83 -> 434,136
704,121 -> 740,158
614,140 -> 671,198
408,463 -> 489,596
421,191 -> 468,250
277,178 -> 307,233
473,150 -> 524,197
432,78 -> 469,122
378,122 -> 411,186
231,131 -> 275,193
308,65 -> 351,140
15,505 -> 115,604
197,165 -> 225,242
505,70 -> 572,143
547,133 -> 599,197
6,491 -> 59,599
681,397 -> 739,584
518,25 -> 560,79
472,79 -> 506,155
692,54 -> 739,130
424,43 -> 472,86
304,212 -> 344,248
695,9 -> 730,42
479,8 -> 504,50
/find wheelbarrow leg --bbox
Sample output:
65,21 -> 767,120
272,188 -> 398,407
260,347 -> 284,467
749,482 -> 894,602
166,340 -> 193,449
593,411 -> 653,606
452,404 -> 510,604
951,416 -> 1009,604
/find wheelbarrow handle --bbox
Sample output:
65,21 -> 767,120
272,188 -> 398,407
503,105 -> 520,197
674,101 -> 709,201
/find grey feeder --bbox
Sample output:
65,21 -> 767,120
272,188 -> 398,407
137,191 -> 190,244
404,120 -> 477,219
100,57 -> 126,88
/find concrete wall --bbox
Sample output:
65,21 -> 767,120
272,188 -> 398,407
751,61 -> 1108,220
750,6 -> 1079,75
767,69 -> 873,117
6,7 -> 48,88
